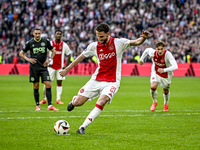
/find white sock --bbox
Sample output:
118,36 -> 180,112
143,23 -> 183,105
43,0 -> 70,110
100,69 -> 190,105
48,105 -> 52,108
43,85 -> 46,100
150,89 -> 157,103
80,104 -> 103,129
57,86 -> 62,101
163,92 -> 170,104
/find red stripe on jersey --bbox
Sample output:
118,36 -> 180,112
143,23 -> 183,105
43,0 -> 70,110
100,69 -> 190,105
96,37 -> 117,82
154,50 -> 168,78
51,40 -> 63,69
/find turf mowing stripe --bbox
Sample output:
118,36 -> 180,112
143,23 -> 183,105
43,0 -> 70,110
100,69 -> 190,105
0,113 -> 200,120
0,110 -> 200,113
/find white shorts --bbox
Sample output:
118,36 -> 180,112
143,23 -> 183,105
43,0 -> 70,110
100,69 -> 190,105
78,79 -> 120,104
48,67 -> 65,81
150,72 -> 172,89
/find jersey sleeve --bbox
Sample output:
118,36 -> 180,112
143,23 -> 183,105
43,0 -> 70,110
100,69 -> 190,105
164,51 -> 178,72
117,38 -> 131,51
82,42 -> 97,57
140,48 -> 155,62
63,43 -> 71,56
21,41 -> 30,53
46,39 -> 54,51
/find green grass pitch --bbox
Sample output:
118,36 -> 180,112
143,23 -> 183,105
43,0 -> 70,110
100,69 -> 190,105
0,75 -> 199,150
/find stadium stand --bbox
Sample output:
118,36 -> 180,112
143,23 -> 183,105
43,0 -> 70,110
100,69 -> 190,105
0,0 -> 200,64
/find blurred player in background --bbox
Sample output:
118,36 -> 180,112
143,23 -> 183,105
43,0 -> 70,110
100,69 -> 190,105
139,41 -> 178,111
39,29 -> 71,105
60,22 -> 151,134
19,28 -> 59,111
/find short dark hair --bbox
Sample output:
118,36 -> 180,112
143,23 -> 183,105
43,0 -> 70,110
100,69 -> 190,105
55,29 -> 62,34
33,27 -> 41,32
156,41 -> 165,47
95,22 -> 110,33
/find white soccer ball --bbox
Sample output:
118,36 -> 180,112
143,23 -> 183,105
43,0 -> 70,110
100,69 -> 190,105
54,120 -> 70,135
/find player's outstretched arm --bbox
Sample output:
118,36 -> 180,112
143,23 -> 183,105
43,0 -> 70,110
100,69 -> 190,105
130,30 -> 151,46
60,54 -> 86,77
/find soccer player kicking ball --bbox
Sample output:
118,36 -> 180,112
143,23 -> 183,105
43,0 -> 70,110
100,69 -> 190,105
139,41 -> 178,111
39,29 -> 71,105
60,22 -> 151,134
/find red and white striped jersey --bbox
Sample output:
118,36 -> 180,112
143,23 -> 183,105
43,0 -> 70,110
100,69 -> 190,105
82,37 -> 131,82
140,48 -> 178,78
50,40 -> 71,69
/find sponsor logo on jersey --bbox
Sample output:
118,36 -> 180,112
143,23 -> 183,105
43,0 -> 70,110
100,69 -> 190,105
56,51 -> 62,54
99,49 -> 103,52
99,52 -> 115,60
154,61 -> 165,67
33,47 -> 45,54
41,42 -> 45,46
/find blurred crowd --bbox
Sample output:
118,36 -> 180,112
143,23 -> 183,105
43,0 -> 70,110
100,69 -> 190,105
0,0 -> 200,64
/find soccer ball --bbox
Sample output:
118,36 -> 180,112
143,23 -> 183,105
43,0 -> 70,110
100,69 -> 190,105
54,120 -> 70,135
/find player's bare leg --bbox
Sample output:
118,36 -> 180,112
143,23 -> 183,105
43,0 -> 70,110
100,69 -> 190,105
150,81 -> 158,111
55,80 -> 64,104
67,95 -> 88,111
77,95 -> 110,134
163,88 -> 170,111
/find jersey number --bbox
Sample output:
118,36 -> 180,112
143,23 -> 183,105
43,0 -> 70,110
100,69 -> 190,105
47,76 -> 50,80
110,86 -> 116,94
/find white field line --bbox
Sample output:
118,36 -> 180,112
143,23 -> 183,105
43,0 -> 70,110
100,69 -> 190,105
0,113 -> 200,120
